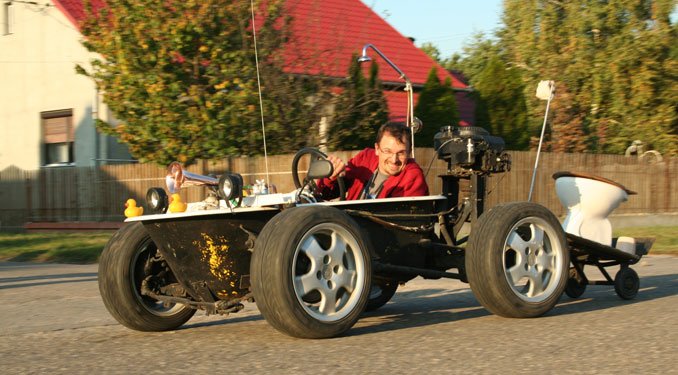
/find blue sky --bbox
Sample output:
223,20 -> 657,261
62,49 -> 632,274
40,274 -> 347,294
361,0 -> 504,59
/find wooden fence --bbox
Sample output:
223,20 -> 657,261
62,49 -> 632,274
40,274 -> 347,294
1,150 -> 676,230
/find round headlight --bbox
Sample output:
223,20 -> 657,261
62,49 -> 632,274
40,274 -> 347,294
146,187 -> 168,214
218,173 -> 243,206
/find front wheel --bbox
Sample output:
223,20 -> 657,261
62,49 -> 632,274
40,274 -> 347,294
466,202 -> 569,318
250,206 -> 372,338
98,222 -> 195,331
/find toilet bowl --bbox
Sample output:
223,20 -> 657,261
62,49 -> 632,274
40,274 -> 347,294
553,171 -> 636,246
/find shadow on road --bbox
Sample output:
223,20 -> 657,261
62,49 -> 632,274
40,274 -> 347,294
0,272 -> 99,290
183,314 -> 265,330
552,273 -> 678,316
0,272 -> 98,284
346,273 -> 677,337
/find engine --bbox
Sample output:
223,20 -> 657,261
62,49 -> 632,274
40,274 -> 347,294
433,126 -> 511,176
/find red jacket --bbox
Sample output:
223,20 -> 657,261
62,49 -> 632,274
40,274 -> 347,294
317,148 -> 429,200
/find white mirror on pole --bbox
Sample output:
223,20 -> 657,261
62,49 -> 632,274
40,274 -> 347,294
536,80 -> 556,101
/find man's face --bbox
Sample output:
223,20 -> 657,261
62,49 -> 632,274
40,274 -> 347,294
375,132 -> 409,176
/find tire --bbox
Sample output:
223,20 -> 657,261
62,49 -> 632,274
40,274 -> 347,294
250,206 -> 372,338
466,202 -> 569,318
614,267 -> 639,300
98,222 -> 195,331
565,267 -> 587,299
365,279 -> 398,312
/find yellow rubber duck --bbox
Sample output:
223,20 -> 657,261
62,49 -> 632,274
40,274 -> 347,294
169,193 -> 187,213
124,199 -> 143,218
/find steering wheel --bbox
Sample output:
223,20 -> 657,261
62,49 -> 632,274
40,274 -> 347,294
292,148 -> 346,201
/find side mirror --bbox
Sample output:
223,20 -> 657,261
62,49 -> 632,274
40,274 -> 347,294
306,158 -> 334,180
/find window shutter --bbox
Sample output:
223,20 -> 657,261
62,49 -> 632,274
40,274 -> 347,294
42,110 -> 74,143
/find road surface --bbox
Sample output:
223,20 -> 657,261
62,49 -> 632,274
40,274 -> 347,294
1,256 -> 677,374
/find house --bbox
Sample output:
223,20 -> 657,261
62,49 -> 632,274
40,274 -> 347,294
0,0 -> 473,172
0,0 -> 127,171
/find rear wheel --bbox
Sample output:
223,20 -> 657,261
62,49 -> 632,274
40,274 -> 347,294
251,206 -> 372,338
565,267 -> 587,298
466,202 -> 569,318
98,222 -> 195,331
614,267 -> 639,300
365,279 -> 398,312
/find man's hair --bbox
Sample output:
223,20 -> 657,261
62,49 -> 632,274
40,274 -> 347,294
376,122 -> 411,147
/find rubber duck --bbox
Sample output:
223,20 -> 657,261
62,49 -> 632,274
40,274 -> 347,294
124,199 -> 143,218
169,193 -> 187,213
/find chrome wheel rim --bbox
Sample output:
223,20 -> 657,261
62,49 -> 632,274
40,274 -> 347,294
293,223 -> 366,322
502,217 -> 565,303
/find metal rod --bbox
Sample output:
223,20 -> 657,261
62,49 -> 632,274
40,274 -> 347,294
373,262 -> 462,280
528,85 -> 555,202
358,44 -> 416,157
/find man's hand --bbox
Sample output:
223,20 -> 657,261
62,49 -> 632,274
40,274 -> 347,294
327,155 -> 346,181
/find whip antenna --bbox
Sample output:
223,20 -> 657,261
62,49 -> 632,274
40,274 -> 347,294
250,0 -> 270,185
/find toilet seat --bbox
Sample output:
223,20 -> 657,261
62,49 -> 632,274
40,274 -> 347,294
553,171 -> 633,246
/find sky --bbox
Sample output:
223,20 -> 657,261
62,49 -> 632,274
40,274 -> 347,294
361,0 -> 504,59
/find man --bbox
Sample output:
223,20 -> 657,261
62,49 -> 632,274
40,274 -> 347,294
317,123 -> 429,200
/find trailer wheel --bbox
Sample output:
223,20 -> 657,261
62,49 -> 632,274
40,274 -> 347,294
251,206 -> 372,338
614,267 -> 639,300
466,202 -> 569,318
565,267 -> 587,298
98,222 -> 195,331
365,279 -> 398,312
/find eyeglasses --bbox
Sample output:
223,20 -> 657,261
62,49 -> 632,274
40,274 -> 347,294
377,145 -> 408,159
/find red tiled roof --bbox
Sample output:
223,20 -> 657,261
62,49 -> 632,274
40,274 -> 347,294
282,0 -> 466,89
52,0 -> 106,29
53,0 -> 469,121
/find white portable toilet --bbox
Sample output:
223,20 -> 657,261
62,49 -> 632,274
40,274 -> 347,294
553,171 -> 636,248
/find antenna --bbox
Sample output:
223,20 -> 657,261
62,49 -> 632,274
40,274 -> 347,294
250,0 -> 271,185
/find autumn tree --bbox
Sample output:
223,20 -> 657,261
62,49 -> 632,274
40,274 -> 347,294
328,57 -> 389,150
455,34 -> 530,150
78,0 -> 328,166
413,67 -> 459,147
500,0 -> 677,155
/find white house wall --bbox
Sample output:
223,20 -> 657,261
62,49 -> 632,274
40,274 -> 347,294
0,1 -> 126,171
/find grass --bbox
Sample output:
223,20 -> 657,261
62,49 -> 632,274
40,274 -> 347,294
0,232 -> 113,264
612,226 -> 678,255
0,226 -> 675,264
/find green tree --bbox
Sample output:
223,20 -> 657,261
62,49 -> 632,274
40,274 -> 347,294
78,0 -> 328,166
328,57 -> 389,150
472,54 -> 530,150
414,67 -> 459,147
499,0 -> 677,155
451,34 -> 531,150
420,42 -> 442,63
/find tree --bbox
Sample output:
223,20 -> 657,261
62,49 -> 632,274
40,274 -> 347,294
451,34 -> 531,150
78,0 -> 328,166
413,67 -> 459,147
328,57 -> 389,150
472,54 -> 530,150
420,42 -> 442,63
499,0 -> 677,155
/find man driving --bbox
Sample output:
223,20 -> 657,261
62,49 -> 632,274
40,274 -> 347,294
317,123 -> 429,200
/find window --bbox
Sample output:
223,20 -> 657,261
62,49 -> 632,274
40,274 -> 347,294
42,110 -> 74,166
2,2 -> 13,35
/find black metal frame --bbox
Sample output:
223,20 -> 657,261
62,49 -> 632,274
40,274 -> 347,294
567,233 -> 652,288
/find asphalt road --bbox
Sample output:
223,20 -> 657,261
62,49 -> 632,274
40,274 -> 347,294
1,256 -> 677,374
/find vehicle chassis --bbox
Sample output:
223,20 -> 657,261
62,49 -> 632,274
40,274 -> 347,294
99,130 -> 649,339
